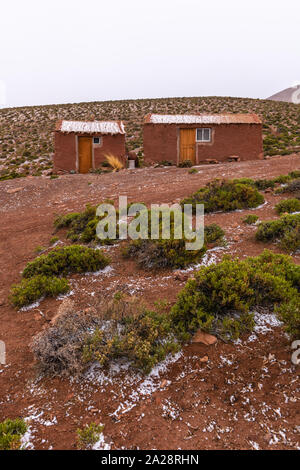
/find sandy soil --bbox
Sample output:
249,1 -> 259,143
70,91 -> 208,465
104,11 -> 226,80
0,154 -> 299,450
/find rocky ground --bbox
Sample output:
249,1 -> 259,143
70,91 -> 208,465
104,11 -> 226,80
0,154 -> 299,450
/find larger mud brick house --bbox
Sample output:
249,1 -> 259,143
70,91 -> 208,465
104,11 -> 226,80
54,120 -> 126,173
143,113 -> 263,165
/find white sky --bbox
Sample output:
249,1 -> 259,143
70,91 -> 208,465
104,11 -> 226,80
1,0 -> 300,107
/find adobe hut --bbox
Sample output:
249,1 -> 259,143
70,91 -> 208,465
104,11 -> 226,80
54,120 -> 126,173
143,114 -> 263,165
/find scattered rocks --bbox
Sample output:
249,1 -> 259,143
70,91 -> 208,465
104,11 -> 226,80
200,355 -> 209,362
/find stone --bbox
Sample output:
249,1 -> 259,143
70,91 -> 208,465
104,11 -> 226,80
174,271 -> 188,282
7,187 -> 23,194
192,330 -> 217,345
200,355 -> 209,362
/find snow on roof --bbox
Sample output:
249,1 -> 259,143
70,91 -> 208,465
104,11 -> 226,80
145,113 -> 262,125
58,120 -> 125,134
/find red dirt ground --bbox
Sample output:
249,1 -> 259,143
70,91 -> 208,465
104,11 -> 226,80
0,155 -> 299,450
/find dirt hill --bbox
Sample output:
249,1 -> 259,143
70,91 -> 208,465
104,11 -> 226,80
267,85 -> 300,103
0,96 -> 300,180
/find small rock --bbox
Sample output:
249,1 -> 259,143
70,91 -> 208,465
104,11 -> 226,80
200,355 -> 209,362
174,271 -> 188,282
192,330 -> 217,345
7,187 -> 23,194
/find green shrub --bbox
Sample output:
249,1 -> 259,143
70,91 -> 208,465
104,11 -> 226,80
10,275 -> 69,308
188,168 -> 198,174
255,214 -> 300,253
0,418 -> 27,450
275,198 -> 300,214
276,298 -> 300,338
277,179 -> 300,194
254,179 -> 275,190
32,295 -> 178,375
170,250 -> 300,341
242,214 -> 259,225
121,210 -> 215,269
76,423 -> 104,450
204,223 -> 225,244
181,179 -> 264,214
54,204 -> 118,245
22,245 -> 110,278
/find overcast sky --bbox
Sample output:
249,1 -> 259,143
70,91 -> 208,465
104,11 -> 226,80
1,0 -> 300,108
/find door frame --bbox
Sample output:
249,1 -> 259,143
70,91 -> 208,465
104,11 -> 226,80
76,135 -> 95,173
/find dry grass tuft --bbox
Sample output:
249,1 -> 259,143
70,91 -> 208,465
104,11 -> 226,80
104,153 -> 124,171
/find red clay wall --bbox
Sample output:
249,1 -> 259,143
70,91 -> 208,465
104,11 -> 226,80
53,133 -> 126,172
143,123 -> 263,164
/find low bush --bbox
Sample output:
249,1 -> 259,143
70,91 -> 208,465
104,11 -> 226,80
178,160 -> 193,168
32,295 -> 178,375
170,250 -> 300,341
104,153 -> 123,171
54,204 -> 118,245
276,179 -> 300,195
255,213 -> 300,253
242,214 -> 259,225
22,245 -> 110,278
181,179 -> 264,214
122,208 -> 224,269
76,423 -> 104,450
32,252 -> 300,375
10,275 -> 69,308
275,198 -> 300,214
0,418 -> 27,450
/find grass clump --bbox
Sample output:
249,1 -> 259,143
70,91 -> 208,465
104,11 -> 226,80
275,198 -> 300,214
170,250 -> 300,341
104,153 -> 123,171
10,275 -> 69,308
255,213 -> 300,253
0,418 -> 27,450
242,214 -> 259,225
181,178 -> 264,214
76,423 -> 104,450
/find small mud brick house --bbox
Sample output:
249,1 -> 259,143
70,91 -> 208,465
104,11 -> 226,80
143,114 -> 263,165
54,120 -> 126,173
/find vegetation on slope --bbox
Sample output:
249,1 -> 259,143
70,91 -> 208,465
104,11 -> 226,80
1,96 -> 300,178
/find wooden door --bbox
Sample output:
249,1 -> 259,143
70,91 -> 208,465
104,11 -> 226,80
78,137 -> 92,173
180,129 -> 196,164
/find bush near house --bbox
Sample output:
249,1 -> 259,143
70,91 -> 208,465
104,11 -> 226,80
0,418 -> 27,450
181,178 -> 264,214
255,213 -> 300,253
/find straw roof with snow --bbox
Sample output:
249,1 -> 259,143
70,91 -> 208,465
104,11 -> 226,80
144,113 -> 262,125
56,120 -> 125,134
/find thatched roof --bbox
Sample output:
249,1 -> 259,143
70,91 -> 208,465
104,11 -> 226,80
144,113 -> 262,125
56,120 -> 125,134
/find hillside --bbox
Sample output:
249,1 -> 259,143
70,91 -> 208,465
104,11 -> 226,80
267,85 -> 300,103
0,96 -> 300,179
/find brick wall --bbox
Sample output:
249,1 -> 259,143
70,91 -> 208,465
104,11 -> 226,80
143,123 -> 263,164
53,133 -> 126,172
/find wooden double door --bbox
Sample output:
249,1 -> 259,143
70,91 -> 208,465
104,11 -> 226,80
78,137 -> 92,173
